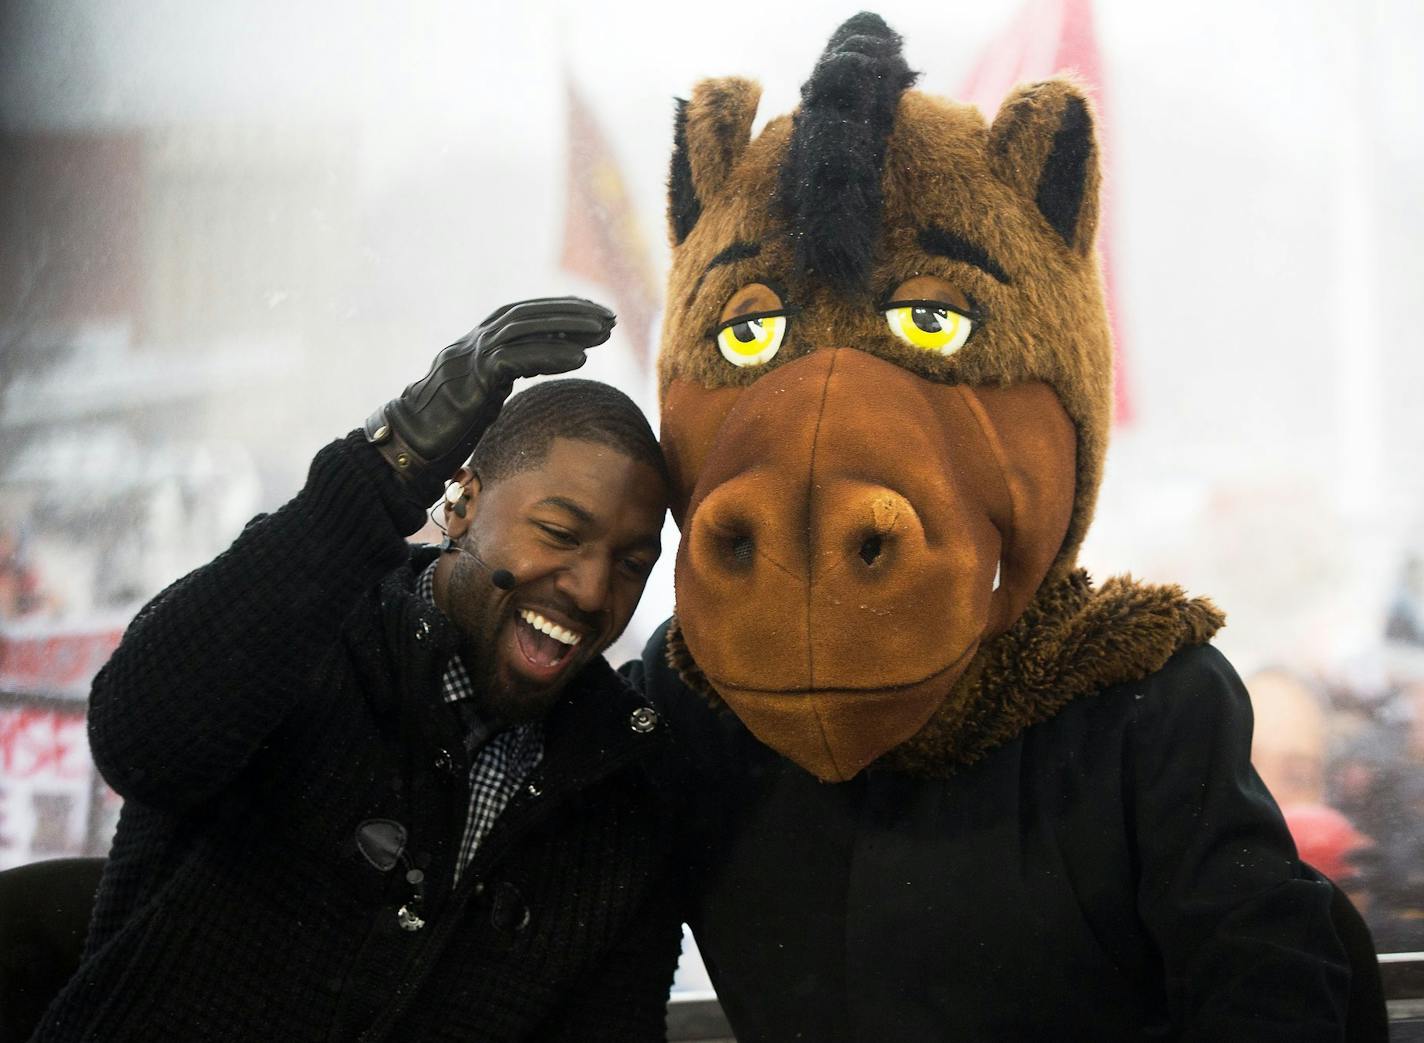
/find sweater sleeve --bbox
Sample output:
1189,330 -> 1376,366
1129,645 -> 1351,1041
86,431 -> 427,812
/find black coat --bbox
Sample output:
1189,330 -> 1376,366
33,434 -> 680,1043
631,620 -> 1351,1042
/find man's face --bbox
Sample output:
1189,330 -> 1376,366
436,437 -> 667,724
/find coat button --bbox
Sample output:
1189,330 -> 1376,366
433,748 -> 456,775
525,779 -> 542,798
414,618 -> 430,642
490,882 -> 530,932
397,904 -> 425,931
628,706 -> 659,734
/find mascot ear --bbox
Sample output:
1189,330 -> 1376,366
668,77 -> 762,244
987,79 -> 1101,255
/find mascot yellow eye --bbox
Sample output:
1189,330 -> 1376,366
884,302 -> 974,356
715,312 -> 788,367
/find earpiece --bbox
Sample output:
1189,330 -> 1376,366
444,482 -> 469,519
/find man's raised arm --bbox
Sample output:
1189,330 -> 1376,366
86,297 -> 614,812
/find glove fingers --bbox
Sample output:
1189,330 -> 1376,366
489,297 -> 616,330
525,343 -> 591,376
479,302 -> 516,326
478,296 -> 602,326
486,314 -> 614,349
483,340 -> 592,379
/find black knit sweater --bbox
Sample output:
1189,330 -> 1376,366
32,433 -> 681,1042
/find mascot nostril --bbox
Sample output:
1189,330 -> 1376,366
858,535 -> 882,567
821,484 -> 915,576
730,534 -> 755,568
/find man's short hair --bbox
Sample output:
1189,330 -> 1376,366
470,379 -> 668,487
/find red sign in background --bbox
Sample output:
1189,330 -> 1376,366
0,622 -> 126,866
0,626 -> 123,700
0,707 -> 91,780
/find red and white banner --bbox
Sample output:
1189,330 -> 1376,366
0,621 -> 126,867
0,622 -> 123,700
0,703 -> 113,869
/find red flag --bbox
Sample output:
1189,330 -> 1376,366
559,79 -> 659,372
961,0 -> 1133,424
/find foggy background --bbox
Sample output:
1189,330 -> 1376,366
3,0 -> 1424,954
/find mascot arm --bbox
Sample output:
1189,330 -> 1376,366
530,879 -> 683,1041
1129,644 -> 1351,1039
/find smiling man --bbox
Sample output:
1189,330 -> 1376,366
434,405 -> 667,730
33,298 -> 681,1042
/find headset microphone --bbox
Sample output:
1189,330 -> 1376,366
464,548 -> 516,590
442,483 -> 516,590
440,536 -> 516,590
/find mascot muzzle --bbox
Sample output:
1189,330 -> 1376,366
666,348 -> 1077,781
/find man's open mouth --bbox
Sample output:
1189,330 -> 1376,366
514,608 -> 582,670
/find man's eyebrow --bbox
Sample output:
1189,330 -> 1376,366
917,226 -> 1012,285
687,240 -> 762,305
533,496 -> 594,525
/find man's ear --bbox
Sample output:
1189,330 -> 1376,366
443,467 -> 482,540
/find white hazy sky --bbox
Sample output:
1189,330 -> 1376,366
7,1 -> 1418,223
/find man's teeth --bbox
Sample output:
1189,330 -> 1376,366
518,609 -> 582,647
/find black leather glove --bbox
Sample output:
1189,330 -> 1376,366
364,297 -> 616,504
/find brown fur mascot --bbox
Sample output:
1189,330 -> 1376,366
626,12 -> 1374,1039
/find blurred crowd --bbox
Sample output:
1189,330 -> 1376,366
1250,554 -> 1424,953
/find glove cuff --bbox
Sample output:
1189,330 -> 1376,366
363,404 -> 394,445
364,403 -> 441,504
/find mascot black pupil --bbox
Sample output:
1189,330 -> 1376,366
912,307 -> 943,333
731,320 -> 757,342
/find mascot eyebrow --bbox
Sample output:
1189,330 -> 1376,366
687,229 -> 1010,311
685,241 -> 764,306
705,241 -> 762,271
917,227 -> 1012,285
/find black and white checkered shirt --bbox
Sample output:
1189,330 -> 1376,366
417,561 -> 543,882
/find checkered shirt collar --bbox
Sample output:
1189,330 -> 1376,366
416,558 -> 478,705
415,557 -> 544,879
